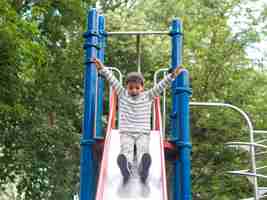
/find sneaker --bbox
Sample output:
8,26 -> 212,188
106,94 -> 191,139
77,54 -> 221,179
117,154 -> 131,184
138,153 -> 152,184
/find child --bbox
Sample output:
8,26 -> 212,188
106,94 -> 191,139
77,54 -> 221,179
93,58 -> 183,185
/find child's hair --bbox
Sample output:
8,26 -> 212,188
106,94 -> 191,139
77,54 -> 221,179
125,72 -> 144,86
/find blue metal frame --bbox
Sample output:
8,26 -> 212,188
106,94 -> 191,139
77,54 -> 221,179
95,15 -> 106,138
80,9 -> 192,200
80,8 -> 98,200
170,19 -> 192,200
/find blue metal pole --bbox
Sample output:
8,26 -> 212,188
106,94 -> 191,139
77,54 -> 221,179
80,8 -> 98,200
175,70 -> 191,200
95,15 -> 106,138
170,19 -> 192,200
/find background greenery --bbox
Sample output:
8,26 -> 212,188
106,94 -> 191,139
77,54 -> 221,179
1,0 -> 267,199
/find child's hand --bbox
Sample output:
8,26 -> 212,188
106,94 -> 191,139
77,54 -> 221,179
171,66 -> 184,78
92,58 -> 104,71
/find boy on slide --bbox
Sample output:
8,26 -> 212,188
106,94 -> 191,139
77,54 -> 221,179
93,58 -> 183,185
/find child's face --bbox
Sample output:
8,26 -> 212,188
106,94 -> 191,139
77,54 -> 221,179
126,82 -> 144,97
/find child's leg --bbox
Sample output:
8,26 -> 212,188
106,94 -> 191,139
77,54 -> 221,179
136,134 -> 151,183
120,134 -> 135,163
117,134 -> 134,184
117,154 -> 130,184
136,134 -> 150,164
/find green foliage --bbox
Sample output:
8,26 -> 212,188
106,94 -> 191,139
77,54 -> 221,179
1,0 -> 95,199
1,0 -> 267,199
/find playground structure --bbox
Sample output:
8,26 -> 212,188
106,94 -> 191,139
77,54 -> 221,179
79,8 -> 267,200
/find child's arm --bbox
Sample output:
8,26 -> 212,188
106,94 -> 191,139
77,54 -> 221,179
148,66 -> 184,98
93,58 -> 124,96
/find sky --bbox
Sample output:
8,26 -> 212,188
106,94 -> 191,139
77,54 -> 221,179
229,0 -> 267,67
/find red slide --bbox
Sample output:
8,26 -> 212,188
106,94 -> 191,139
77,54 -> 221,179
95,93 -> 168,200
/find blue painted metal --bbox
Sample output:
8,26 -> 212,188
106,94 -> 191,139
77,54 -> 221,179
170,19 -> 192,200
174,70 -> 192,200
80,8 -> 98,200
95,15 -> 106,138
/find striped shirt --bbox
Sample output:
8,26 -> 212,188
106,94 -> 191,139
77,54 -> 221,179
99,67 -> 173,134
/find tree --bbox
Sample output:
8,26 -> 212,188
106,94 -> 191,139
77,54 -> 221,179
1,0 -> 95,199
1,0 -> 266,199
99,0 -> 267,199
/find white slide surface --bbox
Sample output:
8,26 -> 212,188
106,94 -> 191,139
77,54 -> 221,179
96,129 -> 167,200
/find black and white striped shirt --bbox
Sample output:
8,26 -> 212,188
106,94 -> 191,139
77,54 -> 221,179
99,67 -> 173,134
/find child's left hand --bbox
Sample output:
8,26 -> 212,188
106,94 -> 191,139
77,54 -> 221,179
92,57 -> 104,71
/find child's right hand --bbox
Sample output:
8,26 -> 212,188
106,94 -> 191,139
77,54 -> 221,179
92,58 -> 104,71
171,66 -> 184,78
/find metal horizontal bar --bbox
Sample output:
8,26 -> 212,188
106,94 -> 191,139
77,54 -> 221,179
256,151 -> 267,156
225,142 -> 267,149
254,130 -> 267,134
256,166 -> 267,170
258,187 -> 267,190
106,31 -> 170,36
256,139 -> 267,144
227,171 -> 267,179
227,166 -> 267,173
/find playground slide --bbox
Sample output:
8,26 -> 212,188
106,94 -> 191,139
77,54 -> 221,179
95,129 -> 168,200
